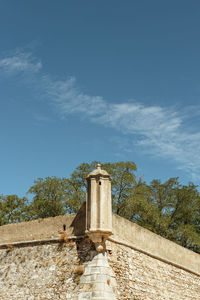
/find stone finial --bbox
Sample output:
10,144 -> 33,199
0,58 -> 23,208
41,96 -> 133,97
97,163 -> 101,170
85,164 -> 112,250
87,163 -> 109,178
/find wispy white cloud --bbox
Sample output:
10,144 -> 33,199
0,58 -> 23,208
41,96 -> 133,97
1,49 -> 200,179
42,76 -> 107,117
43,75 -> 200,179
0,51 -> 41,74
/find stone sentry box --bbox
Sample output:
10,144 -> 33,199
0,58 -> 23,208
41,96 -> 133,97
85,163 -> 112,250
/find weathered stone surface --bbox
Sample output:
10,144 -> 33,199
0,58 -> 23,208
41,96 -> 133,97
112,214 -> 200,275
75,252 -> 117,299
1,212 -> 199,277
0,237 -> 199,299
86,164 -> 112,245
0,238 -> 93,300
108,241 -> 200,300
1,164 -> 199,299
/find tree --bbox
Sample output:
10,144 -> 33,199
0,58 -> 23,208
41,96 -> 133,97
102,161 -> 137,215
66,161 -> 99,212
124,177 -> 200,253
28,177 -> 68,219
0,194 -> 29,225
26,161 -> 138,219
67,161 -> 138,215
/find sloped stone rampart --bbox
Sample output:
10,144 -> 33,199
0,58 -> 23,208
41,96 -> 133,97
112,214 -> 200,275
0,238 -> 96,300
0,212 -> 199,276
0,241 -> 78,299
0,212 -> 199,299
0,237 -> 199,300
107,241 -> 200,300
0,213 -> 83,244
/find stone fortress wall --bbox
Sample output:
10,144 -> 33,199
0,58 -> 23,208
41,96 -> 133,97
0,211 -> 199,300
0,164 -> 199,299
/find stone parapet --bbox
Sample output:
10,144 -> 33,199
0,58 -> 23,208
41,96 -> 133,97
112,214 -> 200,276
0,212 -> 199,276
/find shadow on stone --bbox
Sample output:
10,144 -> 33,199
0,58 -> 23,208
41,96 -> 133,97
70,202 -> 97,264
70,202 -> 86,237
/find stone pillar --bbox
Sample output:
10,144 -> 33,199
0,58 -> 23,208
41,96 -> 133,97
85,164 -> 112,251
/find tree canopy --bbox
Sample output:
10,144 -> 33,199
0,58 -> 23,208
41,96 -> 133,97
0,161 -> 200,253
0,194 -> 29,225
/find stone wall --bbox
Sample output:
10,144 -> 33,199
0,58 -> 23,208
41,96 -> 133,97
0,238 -> 94,300
107,241 -> 200,300
0,211 -> 199,299
112,214 -> 200,275
0,237 -> 199,300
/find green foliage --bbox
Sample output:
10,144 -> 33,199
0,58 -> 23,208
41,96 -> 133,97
27,177 -> 68,219
66,161 -> 99,212
0,194 -> 29,225
124,177 -> 200,253
102,161 -> 137,215
65,161 -> 137,215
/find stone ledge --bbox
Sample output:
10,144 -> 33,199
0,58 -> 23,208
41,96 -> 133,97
0,235 -> 85,249
108,236 -> 200,277
112,214 -> 200,276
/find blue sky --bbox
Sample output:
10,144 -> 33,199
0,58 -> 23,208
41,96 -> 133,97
1,0 -> 200,196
